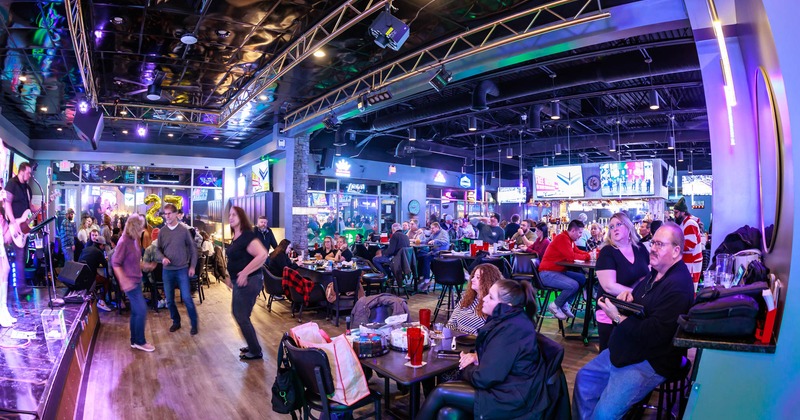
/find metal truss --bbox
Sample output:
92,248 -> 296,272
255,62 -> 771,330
64,0 -> 99,107
97,103 -> 219,127
283,0 -> 612,132
218,0 -> 389,125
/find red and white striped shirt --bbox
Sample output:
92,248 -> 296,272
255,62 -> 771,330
680,214 -> 703,270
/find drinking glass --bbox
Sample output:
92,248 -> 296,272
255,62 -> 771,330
702,270 -> 716,288
716,253 -> 733,275
419,309 -> 431,329
407,327 -> 424,366
719,273 -> 733,289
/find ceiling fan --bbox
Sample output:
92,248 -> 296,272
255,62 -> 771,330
115,71 -> 200,101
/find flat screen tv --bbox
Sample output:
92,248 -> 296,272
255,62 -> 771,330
682,175 -> 712,196
599,160 -> 655,196
497,187 -> 527,203
534,165 -> 584,198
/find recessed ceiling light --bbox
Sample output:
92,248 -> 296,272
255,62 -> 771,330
19,75 -> 27,81
258,94 -> 268,101
168,133 -> 174,137
111,17 -> 124,25
122,129 -> 129,134
176,115 -> 183,120
40,106 -> 48,112
57,127 -> 63,131
213,136 -> 220,140
215,29 -> 230,38
120,110 -> 127,115
180,33 -> 198,45
313,49 -> 326,58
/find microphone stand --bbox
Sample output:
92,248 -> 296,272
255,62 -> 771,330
32,176 -> 62,307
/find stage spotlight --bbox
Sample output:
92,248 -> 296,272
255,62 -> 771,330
137,124 -> 147,137
146,84 -> 162,101
429,67 -> 452,92
78,100 -> 89,114
365,89 -> 392,106
368,11 -> 410,51
322,114 -> 340,130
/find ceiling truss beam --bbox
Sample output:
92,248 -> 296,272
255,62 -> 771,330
98,103 -> 219,128
283,0 -> 611,132
64,0 -> 98,106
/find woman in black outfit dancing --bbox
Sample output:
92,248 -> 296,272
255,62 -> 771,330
225,206 -> 268,360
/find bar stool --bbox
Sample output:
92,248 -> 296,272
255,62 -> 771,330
626,356 -> 693,420
430,258 -> 466,324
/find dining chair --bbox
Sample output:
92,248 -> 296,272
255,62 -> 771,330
329,269 -> 362,327
529,259 -> 565,336
283,338 -> 381,420
430,258 -> 467,324
264,267 -> 289,312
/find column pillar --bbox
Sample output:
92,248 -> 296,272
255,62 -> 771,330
292,134 -> 309,251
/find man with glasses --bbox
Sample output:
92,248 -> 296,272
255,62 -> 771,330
573,222 -> 694,419
155,203 -> 199,335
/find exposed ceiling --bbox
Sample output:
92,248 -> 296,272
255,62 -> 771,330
0,0 -> 710,174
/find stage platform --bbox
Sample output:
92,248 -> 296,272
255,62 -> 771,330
0,288 -> 99,419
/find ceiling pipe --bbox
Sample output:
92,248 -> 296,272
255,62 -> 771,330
470,80 -> 499,111
333,119 -> 369,146
369,45 -> 700,132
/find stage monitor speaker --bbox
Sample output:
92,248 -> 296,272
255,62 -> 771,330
58,261 -> 94,291
320,148 -> 334,169
73,108 -> 104,150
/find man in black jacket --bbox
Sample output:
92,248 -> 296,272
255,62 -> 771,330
372,223 -> 409,277
572,222 -> 694,419
254,216 -> 278,254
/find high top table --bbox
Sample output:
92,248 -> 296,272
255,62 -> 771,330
556,259 -> 598,345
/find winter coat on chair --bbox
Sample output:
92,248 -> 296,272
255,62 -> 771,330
389,247 -> 417,284
460,304 -> 547,420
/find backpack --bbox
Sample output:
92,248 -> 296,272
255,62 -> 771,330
679,281 -> 769,338
271,338 -> 304,418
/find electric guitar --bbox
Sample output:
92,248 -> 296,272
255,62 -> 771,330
7,191 -> 59,248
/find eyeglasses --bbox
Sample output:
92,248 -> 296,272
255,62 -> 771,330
608,223 -> 624,230
650,240 -> 677,250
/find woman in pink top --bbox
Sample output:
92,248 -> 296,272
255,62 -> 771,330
112,214 -> 156,352
525,222 -> 551,258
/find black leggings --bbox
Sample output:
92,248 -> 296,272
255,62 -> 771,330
417,381 -> 476,420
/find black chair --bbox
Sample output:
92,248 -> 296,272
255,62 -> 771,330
358,259 -> 387,296
189,256 -> 206,304
329,270 -> 361,327
284,272 -> 327,323
147,263 -> 164,311
529,259 -> 565,336
283,338 -> 381,420
626,357 -> 693,420
264,267 -> 288,312
430,258 -> 466,324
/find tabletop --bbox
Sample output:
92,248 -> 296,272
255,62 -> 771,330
359,339 -> 468,385
556,259 -> 597,269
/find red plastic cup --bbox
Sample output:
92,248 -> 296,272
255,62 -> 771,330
407,327 -> 424,366
419,309 -> 431,329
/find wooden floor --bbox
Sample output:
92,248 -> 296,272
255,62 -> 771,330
81,280 -> 675,419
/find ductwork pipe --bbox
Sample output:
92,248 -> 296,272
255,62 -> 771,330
333,119 -> 369,146
471,80 -> 499,111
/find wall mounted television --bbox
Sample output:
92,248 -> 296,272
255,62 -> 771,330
682,175 -> 712,196
534,165 -> 584,198
599,160 -> 655,196
497,186 -> 528,203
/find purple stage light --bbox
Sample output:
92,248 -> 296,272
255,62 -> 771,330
78,100 -> 89,114
137,125 -> 147,137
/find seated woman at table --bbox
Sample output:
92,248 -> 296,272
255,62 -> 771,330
334,236 -> 353,262
595,212 -> 649,351
587,222 -> 606,251
418,279 -> 547,420
268,239 -> 298,278
524,222 -> 551,258
313,236 -> 337,261
445,263 -> 503,335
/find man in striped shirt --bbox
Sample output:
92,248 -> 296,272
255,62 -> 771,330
673,197 -> 702,290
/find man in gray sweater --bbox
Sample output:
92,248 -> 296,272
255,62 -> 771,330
155,203 -> 199,335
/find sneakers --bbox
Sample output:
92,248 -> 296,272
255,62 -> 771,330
97,300 -> 112,312
131,343 -> 155,352
547,302 -> 567,320
157,299 -> 166,309
417,279 -> 431,292
561,303 -> 576,319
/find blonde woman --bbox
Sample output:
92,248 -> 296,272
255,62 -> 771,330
111,214 -> 156,351
594,212 -> 649,351
586,222 -> 605,251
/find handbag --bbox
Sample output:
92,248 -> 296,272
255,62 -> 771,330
271,339 -> 304,418
678,294 -> 759,337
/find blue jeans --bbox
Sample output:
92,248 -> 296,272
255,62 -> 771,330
232,273 -> 263,355
125,282 -> 148,345
539,270 -> 586,307
373,255 -> 392,276
572,349 -> 665,420
417,250 -> 435,280
63,246 -> 74,263
163,267 -> 198,329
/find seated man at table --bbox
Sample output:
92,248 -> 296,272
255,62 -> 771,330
510,219 -> 535,247
538,219 -> 590,320
78,236 -> 111,311
372,223 -> 409,277
470,213 -> 505,244
572,222 -> 694,419
334,236 -> 353,262
417,222 -> 450,291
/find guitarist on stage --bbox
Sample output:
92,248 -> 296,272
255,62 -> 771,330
3,162 -> 38,295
